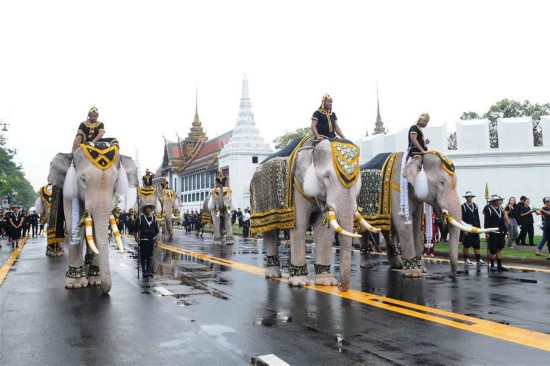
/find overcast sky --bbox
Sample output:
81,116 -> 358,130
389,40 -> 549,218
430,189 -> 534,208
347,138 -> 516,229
1,0 -> 549,191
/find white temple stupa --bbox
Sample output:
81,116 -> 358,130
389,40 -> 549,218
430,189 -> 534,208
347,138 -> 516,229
218,76 -> 273,210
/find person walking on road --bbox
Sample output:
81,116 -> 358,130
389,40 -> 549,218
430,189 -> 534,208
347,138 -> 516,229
461,191 -> 485,266
517,197 -> 535,246
504,197 -> 519,248
535,197 -> 550,256
484,194 -> 509,271
134,204 -> 159,279
8,204 -> 24,249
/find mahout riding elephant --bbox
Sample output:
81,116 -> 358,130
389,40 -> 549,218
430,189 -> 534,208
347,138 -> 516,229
202,187 -> 234,245
157,187 -> 182,239
48,141 -> 137,294
357,151 -> 495,277
250,138 -> 376,291
34,183 -> 64,256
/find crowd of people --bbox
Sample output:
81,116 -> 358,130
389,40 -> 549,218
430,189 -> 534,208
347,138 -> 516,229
418,192 -> 550,271
0,205 -> 45,249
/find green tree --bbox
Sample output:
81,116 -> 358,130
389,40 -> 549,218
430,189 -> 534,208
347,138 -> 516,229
0,136 -> 36,209
460,99 -> 550,148
272,127 -> 311,149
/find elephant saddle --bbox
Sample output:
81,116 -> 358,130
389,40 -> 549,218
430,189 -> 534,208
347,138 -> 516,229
357,152 -> 399,232
250,136 -> 312,233
80,140 -> 119,171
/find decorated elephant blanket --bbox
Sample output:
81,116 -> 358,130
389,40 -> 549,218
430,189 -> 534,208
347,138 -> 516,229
250,136 -> 312,233
137,186 -> 157,209
357,152 -> 399,232
47,185 -> 65,245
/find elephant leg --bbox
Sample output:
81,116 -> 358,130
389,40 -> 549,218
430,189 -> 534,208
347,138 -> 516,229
313,214 -> 338,286
411,207 -> 427,274
396,217 -> 422,278
211,211 -> 223,245
264,230 -> 281,279
386,231 -> 403,269
288,197 -> 311,287
65,222 -> 89,289
87,254 -> 102,286
225,213 -> 234,245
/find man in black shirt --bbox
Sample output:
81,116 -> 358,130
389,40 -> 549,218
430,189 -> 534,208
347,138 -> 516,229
408,113 -> 430,158
484,194 -> 509,271
142,169 -> 155,187
135,204 -> 159,278
72,106 -> 105,151
461,191 -> 485,266
29,210 -> 39,238
311,94 -> 346,141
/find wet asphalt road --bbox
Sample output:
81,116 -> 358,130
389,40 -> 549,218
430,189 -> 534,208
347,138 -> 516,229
1,232 -> 550,365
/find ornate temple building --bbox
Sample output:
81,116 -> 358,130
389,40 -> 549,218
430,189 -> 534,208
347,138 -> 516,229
159,77 -> 271,212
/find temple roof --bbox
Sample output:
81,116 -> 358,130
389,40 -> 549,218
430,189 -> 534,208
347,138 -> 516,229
182,131 -> 233,173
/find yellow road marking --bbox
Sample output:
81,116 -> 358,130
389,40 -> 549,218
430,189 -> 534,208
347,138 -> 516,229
0,235 -> 28,286
160,243 -> 550,352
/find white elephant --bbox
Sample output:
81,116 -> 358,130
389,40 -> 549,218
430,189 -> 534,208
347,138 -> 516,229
157,188 -> 182,239
202,187 -> 234,245
357,151 -> 496,277
48,141 -> 137,294
250,138 -> 368,291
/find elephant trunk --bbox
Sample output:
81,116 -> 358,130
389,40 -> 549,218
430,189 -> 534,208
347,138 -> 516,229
329,194 -> 357,292
91,207 -> 112,294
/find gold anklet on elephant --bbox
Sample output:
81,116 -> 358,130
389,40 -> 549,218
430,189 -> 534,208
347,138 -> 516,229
314,264 -> 331,275
266,255 -> 280,267
66,266 -> 86,278
87,265 -> 100,277
289,263 -> 308,277
402,256 -> 422,270
387,245 -> 402,257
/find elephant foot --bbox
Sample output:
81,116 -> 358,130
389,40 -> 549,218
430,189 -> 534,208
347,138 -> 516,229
65,277 -> 89,289
402,268 -> 423,278
100,280 -> 112,294
314,274 -> 338,286
288,275 -> 310,287
87,276 -> 102,286
213,236 -> 223,245
226,237 -> 235,245
402,256 -> 423,277
265,266 -> 282,279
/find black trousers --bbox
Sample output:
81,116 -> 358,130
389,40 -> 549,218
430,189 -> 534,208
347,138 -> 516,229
139,241 -> 154,273
517,223 -> 534,245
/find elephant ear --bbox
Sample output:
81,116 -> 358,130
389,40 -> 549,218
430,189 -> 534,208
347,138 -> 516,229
402,156 -> 429,200
120,155 -> 138,187
48,153 -> 73,188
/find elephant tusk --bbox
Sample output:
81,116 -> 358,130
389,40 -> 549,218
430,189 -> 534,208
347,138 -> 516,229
354,211 -> 381,233
85,217 -> 100,254
328,210 -> 362,239
443,209 -> 499,233
110,214 -> 124,253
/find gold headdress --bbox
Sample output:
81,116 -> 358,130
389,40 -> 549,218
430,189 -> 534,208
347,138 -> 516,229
89,105 -> 99,114
319,93 -> 333,110
418,113 -> 430,122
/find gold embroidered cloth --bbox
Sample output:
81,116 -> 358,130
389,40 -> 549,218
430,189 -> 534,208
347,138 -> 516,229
357,152 -> 398,231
